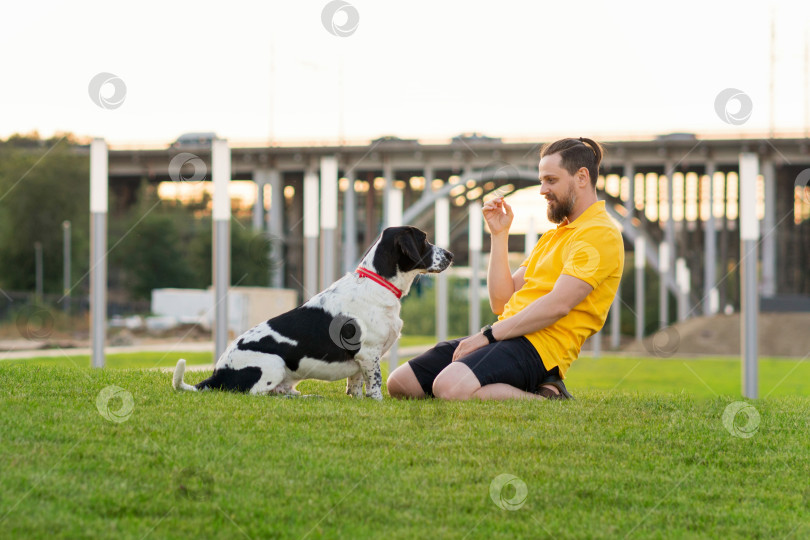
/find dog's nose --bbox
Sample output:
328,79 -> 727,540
445,250 -> 454,262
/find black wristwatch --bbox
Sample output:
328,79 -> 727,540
481,324 -> 497,344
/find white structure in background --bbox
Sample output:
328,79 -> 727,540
151,287 -> 297,338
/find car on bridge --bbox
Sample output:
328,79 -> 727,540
170,132 -> 219,148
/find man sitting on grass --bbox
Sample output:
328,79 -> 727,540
387,137 -> 624,401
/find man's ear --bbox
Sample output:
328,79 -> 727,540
577,167 -> 590,187
396,232 -> 422,263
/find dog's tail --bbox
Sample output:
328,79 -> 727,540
172,359 -> 198,392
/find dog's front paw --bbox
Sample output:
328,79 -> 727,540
346,374 -> 364,398
366,389 -> 383,401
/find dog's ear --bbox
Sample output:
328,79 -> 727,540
396,231 -> 423,263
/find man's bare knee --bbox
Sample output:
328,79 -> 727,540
386,364 -> 425,399
432,363 -> 480,401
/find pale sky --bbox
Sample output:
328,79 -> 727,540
1,0 -> 809,145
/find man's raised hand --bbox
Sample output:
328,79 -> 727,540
482,197 -> 514,237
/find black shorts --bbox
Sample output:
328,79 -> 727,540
408,336 -> 558,397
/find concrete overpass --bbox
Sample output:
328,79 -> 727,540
92,135 -> 810,318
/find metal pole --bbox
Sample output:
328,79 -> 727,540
664,161 -> 676,327
435,196 -> 450,342
34,241 -> 43,303
635,236 -> 646,342
610,279 -> 621,349
624,163 -> 636,218
704,162 -> 718,316
387,187 -> 403,227
761,159 -> 777,297
676,257 -> 689,322
382,157 -> 392,231
592,329 -> 602,359
303,167 -> 320,300
343,170 -> 357,273
468,201 -> 482,335
268,169 -> 284,288
90,138 -> 107,368
252,169 -> 266,231
421,166 -> 435,201
386,187 -> 404,374
740,153 -> 759,399
62,220 -> 71,314
320,156 -> 338,291
659,242 -> 670,328
524,215 -> 537,258
212,139 -> 231,363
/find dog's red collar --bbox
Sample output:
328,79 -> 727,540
356,267 -> 402,299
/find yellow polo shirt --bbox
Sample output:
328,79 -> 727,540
498,201 -> 624,377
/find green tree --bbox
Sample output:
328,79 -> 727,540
109,184 -> 200,300
187,219 -> 272,288
0,137 -> 89,294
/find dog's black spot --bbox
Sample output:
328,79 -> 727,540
195,366 -> 262,392
236,307 -> 360,371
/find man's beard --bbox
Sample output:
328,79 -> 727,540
546,185 -> 576,224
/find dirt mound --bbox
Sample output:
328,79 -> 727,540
623,312 -> 810,358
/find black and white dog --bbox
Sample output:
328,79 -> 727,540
173,226 -> 453,400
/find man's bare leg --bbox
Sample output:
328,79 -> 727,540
433,362 -> 561,401
386,363 -> 427,399
471,383 -> 545,400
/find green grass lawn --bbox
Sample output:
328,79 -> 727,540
4,345 -> 809,399
566,355 -> 810,398
1,359 -> 809,539
0,351 -> 214,370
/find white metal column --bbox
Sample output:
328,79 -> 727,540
320,156 -> 338,291
435,196 -> 450,342
343,170 -> 357,273
635,236 -> 646,342
304,167 -> 320,300
212,139 -> 231,363
386,187 -> 403,373
468,201 -> 483,335
659,242 -> 670,328
704,162 -> 718,315
740,153 -> 760,399
90,138 -> 108,368
267,169 -> 284,288
252,170 -> 267,231
761,159 -> 777,297
676,258 -> 690,322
